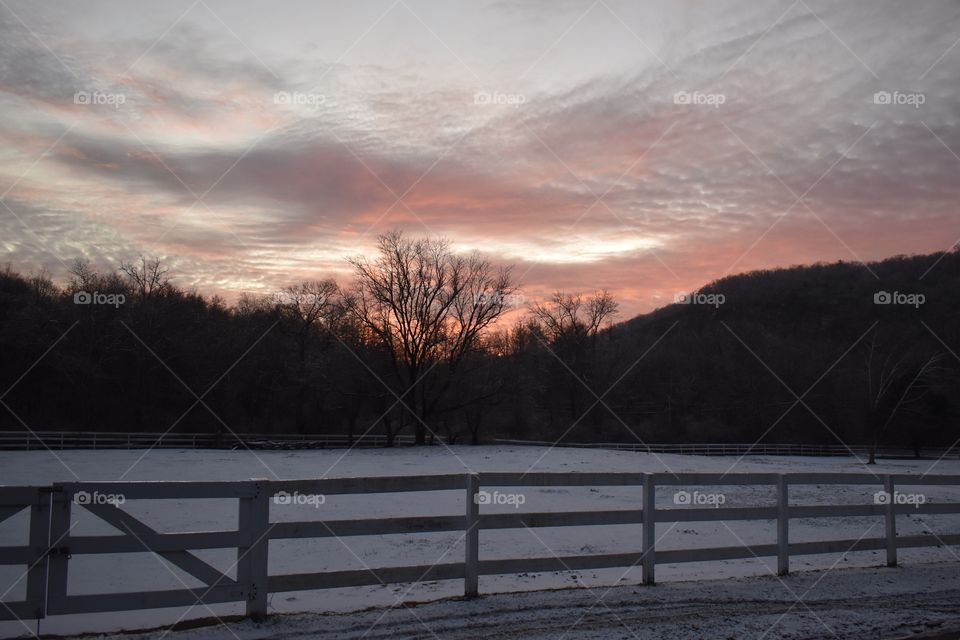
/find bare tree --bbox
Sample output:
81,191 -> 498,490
120,256 -> 170,301
530,290 -> 619,343
27,268 -> 58,304
278,280 -> 341,353
67,258 -> 99,293
345,230 -> 516,444
528,290 -> 620,435
277,279 -> 342,433
864,333 -> 947,463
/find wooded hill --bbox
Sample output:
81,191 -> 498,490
1,247 -> 958,452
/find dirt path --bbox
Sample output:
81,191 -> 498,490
92,563 -> 960,640
255,588 -> 960,640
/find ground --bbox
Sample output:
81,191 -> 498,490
73,564 -> 960,640
1,445 -> 959,638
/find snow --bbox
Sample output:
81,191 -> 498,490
1,445 -> 959,639
87,563 -> 960,640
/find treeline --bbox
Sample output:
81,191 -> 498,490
612,251 -> 960,459
1,239 -> 959,455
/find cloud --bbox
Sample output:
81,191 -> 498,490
2,0 -> 959,316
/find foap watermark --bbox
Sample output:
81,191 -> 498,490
874,490 -> 926,509
873,91 -> 925,109
74,490 -> 125,506
474,490 -> 526,509
475,292 -> 525,307
474,90 -> 526,107
272,291 -> 331,306
674,490 -> 726,508
74,291 -> 125,308
874,291 -> 925,308
274,91 -> 325,109
74,90 -> 126,109
674,291 -> 725,308
273,490 -> 326,508
674,90 -> 725,108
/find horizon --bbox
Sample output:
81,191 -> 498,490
1,244 -> 949,326
2,1 -> 959,317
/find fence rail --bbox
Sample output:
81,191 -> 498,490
1,472 -> 959,625
0,431 -> 434,451
494,439 -> 959,458
3,432 -> 955,458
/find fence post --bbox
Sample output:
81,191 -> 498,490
642,473 -> 656,585
777,474 -> 789,576
238,480 -> 270,620
45,487 -> 71,615
884,475 -> 897,567
26,489 -> 50,619
464,473 -> 480,597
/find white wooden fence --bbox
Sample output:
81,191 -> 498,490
2,472 -> 959,625
0,431 -> 432,451
494,439 -> 959,458
5,432 -> 954,458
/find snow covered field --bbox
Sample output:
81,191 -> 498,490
95,563 -> 960,640
1,445 -> 959,639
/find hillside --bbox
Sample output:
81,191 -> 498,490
1,249 -> 958,451
597,250 -> 960,449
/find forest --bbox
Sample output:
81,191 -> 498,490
2,234 -> 958,457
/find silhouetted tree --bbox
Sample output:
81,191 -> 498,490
345,231 -> 516,444
862,333 -> 947,463
277,280 -> 343,433
528,291 -> 619,437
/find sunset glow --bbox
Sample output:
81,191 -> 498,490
2,0 -> 959,315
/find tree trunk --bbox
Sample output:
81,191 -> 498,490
414,384 -> 428,445
384,414 -> 395,448
296,383 -> 307,434
470,414 -> 482,445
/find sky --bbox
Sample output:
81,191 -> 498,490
1,0 -> 958,317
